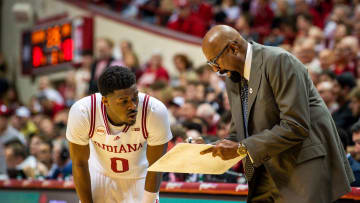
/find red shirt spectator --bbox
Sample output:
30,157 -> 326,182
167,4 -> 207,37
138,53 -> 170,87
334,62 -> 356,76
190,0 -> 213,23
250,0 -> 274,39
309,1 -> 333,29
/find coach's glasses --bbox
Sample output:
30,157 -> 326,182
207,42 -> 231,72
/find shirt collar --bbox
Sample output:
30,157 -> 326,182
244,42 -> 252,81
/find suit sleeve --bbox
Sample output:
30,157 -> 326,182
242,52 -> 310,167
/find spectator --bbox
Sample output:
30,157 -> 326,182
172,53 -> 194,86
196,103 -> 219,136
36,140 -> 53,173
298,38 -> 322,73
318,70 -> 336,83
317,81 -> 339,113
119,40 -> 142,79
138,52 -> 169,87
217,111 -> 232,140
178,101 -> 197,122
189,0 -> 213,23
333,37 -> 356,76
352,21 -> 360,45
137,0 -> 161,24
4,141 -> 28,179
5,140 -> 48,179
308,26 -> 325,53
349,87 -> 360,121
57,71 -> 77,107
349,121 -> 360,186
37,76 -> 64,106
120,40 -> 139,66
319,49 -> 335,71
296,14 -> 313,38
89,37 -> 121,93
10,106 -> 38,140
351,5 -> 360,26
38,116 -> 57,140
0,104 -> 26,146
37,94 -> 65,119
324,5 -> 351,47
250,0 -> 274,39
167,0 -> 207,37
183,81 -> 199,101
272,0 -> 292,28
341,36 -> 359,76
333,72 -> 357,132
214,0 -> 241,25
308,0 -> 333,29
74,51 -> 92,100
168,124 -> 186,151
333,23 -> 349,47
28,134 -> 43,163
47,140 -> 72,180
234,15 -> 259,42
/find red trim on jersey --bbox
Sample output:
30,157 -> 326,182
143,95 -> 150,139
141,95 -> 150,139
122,125 -> 130,133
101,102 -> 111,135
89,94 -> 96,138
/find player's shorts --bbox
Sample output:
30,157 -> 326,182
89,169 -> 146,203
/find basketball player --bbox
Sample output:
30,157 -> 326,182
66,66 -> 172,203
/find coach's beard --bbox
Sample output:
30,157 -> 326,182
228,71 -> 242,83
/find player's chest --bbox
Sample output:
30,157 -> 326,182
91,124 -> 146,154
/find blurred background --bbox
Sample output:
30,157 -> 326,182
1,0 -> 360,202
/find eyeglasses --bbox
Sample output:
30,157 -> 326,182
207,43 -> 230,71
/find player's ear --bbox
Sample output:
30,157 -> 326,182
102,96 -> 109,106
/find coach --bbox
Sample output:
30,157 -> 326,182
200,25 -> 354,202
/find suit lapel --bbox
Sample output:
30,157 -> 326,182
246,42 -> 263,123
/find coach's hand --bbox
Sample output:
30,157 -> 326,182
200,139 -> 240,160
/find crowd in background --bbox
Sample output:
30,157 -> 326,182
2,0 -> 360,186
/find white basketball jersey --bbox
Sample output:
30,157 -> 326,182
66,92 -> 172,179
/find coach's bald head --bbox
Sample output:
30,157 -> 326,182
202,25 -> 248,82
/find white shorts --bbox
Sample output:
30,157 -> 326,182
90,170 -> 145,203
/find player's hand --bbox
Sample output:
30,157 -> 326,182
200,139 -> 240,160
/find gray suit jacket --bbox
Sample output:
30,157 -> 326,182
226,42 -> 354,202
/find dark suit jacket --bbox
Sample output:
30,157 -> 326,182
226,42 -> 354,202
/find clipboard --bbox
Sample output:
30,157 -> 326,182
148,143 -> 246,174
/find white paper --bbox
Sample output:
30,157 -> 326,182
148,143 -> 246,174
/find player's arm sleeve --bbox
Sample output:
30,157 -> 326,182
66,102 -> 90,145
146,100 -> 173,146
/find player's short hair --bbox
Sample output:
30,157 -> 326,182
98,66 -> 136,96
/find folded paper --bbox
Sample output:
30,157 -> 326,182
148,143 -> 246,174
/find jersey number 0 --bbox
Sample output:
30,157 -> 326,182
110,157 -> 129,173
